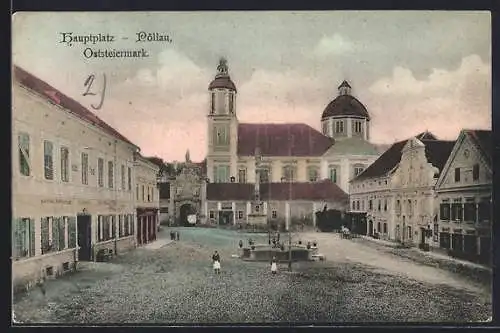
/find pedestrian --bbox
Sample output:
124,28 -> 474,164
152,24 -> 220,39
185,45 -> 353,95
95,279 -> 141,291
239,240 -> 243,248
270,256 -> 278,275
307,241 -> 311,250
212,251 -> 221,274
170,231 -> 174,240
176,231 -> 180,241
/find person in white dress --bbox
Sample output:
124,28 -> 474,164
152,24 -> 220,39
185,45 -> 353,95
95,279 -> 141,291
212,251 -> 221,274
271,256 -> 278,275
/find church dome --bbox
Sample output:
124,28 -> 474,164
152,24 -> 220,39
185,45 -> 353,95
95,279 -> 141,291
321,80 -> 370,120
208,58 -> 237,92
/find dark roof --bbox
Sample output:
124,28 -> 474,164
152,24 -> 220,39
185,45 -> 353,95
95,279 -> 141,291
466,130 -> 492,164
353,140 -> 408,181
416,131 -> 438,141
338,80 -> 352,89
422,140 -> 455,172
208,76 -> 237,92
352,132 -> 453,182
321,95 -> 370,120
206,181 -> 348,203
237,123 -> 334,157
206,183 -> 254,201
13,66 -> 137,148
158,182 -> 171,199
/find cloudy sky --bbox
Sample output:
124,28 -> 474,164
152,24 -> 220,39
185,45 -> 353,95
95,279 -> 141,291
12,11 -> 491,162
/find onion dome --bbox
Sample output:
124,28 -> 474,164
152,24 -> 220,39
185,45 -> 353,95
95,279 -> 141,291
208,57 -> 237,92
321,80 -> 370,120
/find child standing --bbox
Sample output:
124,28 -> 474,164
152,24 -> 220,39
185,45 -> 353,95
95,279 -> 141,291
270,256 -> 278,275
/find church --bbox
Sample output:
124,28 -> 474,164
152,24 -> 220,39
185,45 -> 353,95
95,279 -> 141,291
198,58 -> 382,228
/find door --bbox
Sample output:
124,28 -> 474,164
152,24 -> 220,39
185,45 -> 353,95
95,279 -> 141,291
137,216 -> 142,246
420,227 -> 426,245
142,217 -> 148,244
77,214 -> 92,261
368,220 -> 373,236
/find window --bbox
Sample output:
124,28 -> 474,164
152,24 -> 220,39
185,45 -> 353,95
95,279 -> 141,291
472,164 -> 479,181
439,232 -> 450,249
136,184 -> 139,200
229,93 -> 234,113
307,166 -> 319,182
408,226 -> 412,240
41,216 -> 68,253
102,216 -> 111,241
377,222 -> 381,233
454,168 -> 461,182
463,200 -> 476,222
369,200 -> 373,210
478,197 -> 491,222
127,167 -> 132,191
209,211 -> 215,219
44,141 -> 54,180
354,166 -> 364,177
238,211 -> 244,219
142,185 -> 145,201
18,132 -> 31,176
383,223 -> 388,234
214,165 -> 229,183
378,200 -> 381,211
384,199 -> 387,211
451,202 -> 463,221
356,201 -> 360,210
121,165 -> 125,190
282,165 -> 296,182
361,200 -> 365,211
148,186 -> 151,202
60,147 -> 69,182
352,201 -> 356,210
272,210 -> 277,219
110,215 -> 116,239
353,121 -> 362,133
108,161 -> 114,188
329,168 -> 337,183
68,217 -> 77,248
123,215 -> 129,236
98,158 -> 104,187
210,92 -> 215,114
12,218 -> 35,259
335,120 -> 344,133
81,152 -> 89,185
258,167 -> 270,183
238,168 -> 247,183
440,202 -> 451,220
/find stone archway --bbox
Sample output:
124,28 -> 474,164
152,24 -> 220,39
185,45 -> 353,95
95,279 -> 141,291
179,203 -> 195,226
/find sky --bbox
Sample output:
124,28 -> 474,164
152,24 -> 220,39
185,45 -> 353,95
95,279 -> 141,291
12,11 -> 491,162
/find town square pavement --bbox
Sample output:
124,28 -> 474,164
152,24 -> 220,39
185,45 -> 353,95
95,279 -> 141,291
13,227 -> 492,324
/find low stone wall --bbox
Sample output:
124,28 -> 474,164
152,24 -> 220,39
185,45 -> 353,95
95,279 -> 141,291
13,248 -> 78,294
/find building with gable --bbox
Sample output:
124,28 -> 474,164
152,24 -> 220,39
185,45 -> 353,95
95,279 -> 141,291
434,130 -> 492,264
201,58 -> 381,228
349,132 -> 455,247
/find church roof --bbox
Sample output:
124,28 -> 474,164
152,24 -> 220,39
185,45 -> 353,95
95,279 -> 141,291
208,76 -> 237,92
237,123 -> 334,157
13,66 -> 138,149
321,95 -> 370,120
206,181 -> 348,203
324,137 -> 380,156
352,132 -> 454,182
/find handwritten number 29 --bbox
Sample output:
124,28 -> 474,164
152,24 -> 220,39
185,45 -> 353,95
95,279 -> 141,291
83,73 -> 106,110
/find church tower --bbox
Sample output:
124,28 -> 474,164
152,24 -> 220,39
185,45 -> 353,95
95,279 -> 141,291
206,58 -> 239,183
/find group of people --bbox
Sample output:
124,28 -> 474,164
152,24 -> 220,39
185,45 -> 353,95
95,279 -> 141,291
169,231 -> 180,241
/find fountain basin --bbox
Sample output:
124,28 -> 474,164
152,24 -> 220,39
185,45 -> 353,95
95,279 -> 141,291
240,245 -> 312,262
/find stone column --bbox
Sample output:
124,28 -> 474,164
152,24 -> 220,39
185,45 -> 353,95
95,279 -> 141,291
285,201 -> 290,231
232,202 -> 236,225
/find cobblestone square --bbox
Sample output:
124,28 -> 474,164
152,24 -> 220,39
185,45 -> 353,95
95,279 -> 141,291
13,228 -> 492,324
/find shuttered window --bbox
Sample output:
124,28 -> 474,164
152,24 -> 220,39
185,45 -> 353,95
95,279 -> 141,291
12,218 -> 35,259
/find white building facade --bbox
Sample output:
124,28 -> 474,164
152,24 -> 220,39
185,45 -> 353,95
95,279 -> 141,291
12,66 -> 139,292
